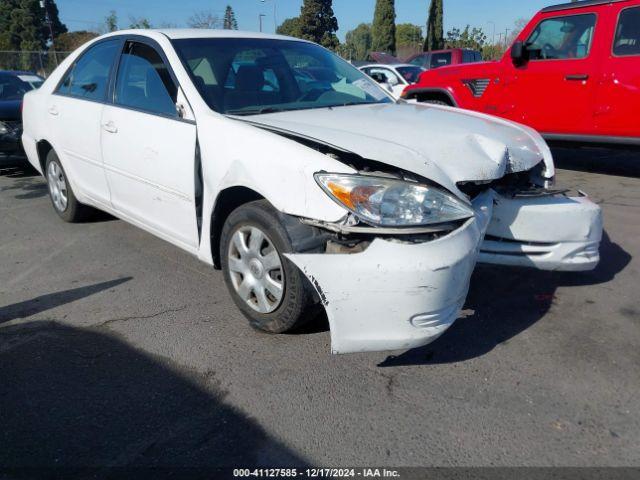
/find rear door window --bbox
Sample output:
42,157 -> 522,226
614,6 -> 640,56
430,52 -> 452,68
57,40 -> 120,101
526,13 -> 597,60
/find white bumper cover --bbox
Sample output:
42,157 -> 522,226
286,191 -> 494,354
287,188 -> 603,355
479,193 -> 603,271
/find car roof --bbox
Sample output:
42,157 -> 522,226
541,0 -> 632,13
115,28 -> 312,43
0,70 -> 41,76
359,64 -> 419,69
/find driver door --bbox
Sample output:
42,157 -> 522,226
101,39 -> 199,251
504,12 -> 600,135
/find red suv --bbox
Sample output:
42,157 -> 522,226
402,0 -> 640,147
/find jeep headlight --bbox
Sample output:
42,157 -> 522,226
315,173 -> 474,227
0,121 -> 8,134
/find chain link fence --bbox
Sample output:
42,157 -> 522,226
0,51 -> 73,77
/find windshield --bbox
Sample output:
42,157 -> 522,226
173,38 -> 393,115
396,66 -> 424,84
0,74 -> 41,101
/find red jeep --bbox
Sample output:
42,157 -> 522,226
402,0 -> 640,147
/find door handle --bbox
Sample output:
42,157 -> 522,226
102,121 -> 117,133
48,106 -> 58,116
565,74 -> 589,81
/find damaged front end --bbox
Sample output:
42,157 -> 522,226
240,109 -> 602,354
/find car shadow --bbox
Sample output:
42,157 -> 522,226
0,278 -> 133,325
0,320 -> 307,471
551,146 -> 640,178
378,231 -> 631,367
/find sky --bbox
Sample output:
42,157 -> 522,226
57,0 -> 555,43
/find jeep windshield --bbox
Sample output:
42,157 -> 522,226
173,37 -> 393,116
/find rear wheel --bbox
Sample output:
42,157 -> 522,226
45,150 -> 92,222
220,200 -> 315,333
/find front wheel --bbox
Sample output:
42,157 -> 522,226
220,200 -> 315,333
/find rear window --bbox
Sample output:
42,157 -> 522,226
430,52 -> 452,69
614,6 -> 640,56
462,51 -> 481,63
0,75 -> 30,100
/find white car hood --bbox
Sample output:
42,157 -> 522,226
242,102 -> 554,199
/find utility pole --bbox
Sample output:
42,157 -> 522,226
40,0 -> 58,66
258,13 -> 266,32
261,0 -> 277,31
487,21 -> 496,45
505,28 -> 510,45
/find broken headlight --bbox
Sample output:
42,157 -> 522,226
315,173 -> 474,227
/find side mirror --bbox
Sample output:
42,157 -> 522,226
511,41 -> 526,65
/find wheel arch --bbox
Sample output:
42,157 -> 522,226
210,186 -> 265,269
36,139 -> 55,175
404,88 -> 458,106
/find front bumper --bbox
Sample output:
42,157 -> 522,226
286,191 -> 494,354
0,122 -> 24,156
479,192 -> 603,271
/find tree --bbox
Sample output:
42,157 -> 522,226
371,0 -> 396,54
0,0 -> 66,51
187,11 -> 221,29
104,10 -> 118,32
276,17 -> 302,37
128,16 -> 152,29
424,0 -> 444,51
53,30 -> 98,52
396,23 -> 423,59
41,0 -> 66,42
297,0 -> 339,50
223,5 -> 238,30
445,25 -> 487,50
396,23 -> 423,47
338,23 -> 371,61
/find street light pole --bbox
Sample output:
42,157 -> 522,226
40,0 -> 58,66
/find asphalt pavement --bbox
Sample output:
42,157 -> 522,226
0,147 -> 639,468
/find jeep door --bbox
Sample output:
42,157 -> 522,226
595,5 -> 640,139
504,11 -> 600,135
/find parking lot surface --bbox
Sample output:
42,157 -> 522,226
1,148 -> 639,467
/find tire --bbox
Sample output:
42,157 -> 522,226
45,149 -> 92,222
220,200 -> 315,333
423,99 -> 450,106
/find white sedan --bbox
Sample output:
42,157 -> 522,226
22,30 -> 602,354
358,63 -> 425,98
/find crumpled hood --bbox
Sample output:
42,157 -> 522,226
243,102 -> 554,199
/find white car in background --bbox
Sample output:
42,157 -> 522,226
21,30 -> 602,354
358,63 -> 425,98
